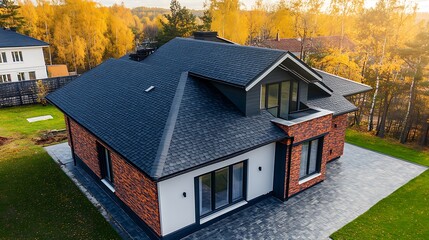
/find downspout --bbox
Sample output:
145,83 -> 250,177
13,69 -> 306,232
285,137 -> 294,200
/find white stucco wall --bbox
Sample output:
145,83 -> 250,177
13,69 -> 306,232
0,46 -> 48,82
157,143 -> 276,236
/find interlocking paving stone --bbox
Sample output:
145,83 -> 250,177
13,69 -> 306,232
184,144 -> 427,240
45,143 -> 426,240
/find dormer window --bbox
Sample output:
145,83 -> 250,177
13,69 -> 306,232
260,80 -> 299,119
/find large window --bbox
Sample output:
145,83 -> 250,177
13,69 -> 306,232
12,51 -> 23,62
198,162 -> 246,217
0,52 -> 7,63
98,143 -> 114,187
261,80 -> 299,119
0,74 -> 11,83
299,138 -> 322,179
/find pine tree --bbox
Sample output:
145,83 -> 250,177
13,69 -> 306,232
157,0 -> 198,46
0,0 -> 25,29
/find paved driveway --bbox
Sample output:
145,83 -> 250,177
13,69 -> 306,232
184,144 -> 426,240
45,143 -> 426,240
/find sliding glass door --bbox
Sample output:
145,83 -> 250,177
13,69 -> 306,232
198,162 -> 246,217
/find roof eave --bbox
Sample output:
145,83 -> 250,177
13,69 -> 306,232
156,135 -> 288,181
343,87 -> 373,97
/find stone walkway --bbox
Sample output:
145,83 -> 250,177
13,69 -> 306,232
45,143 -> 427,240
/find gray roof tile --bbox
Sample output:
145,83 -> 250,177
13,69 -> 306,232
143,38 -> 285,88
47,38 -> 370,180
316,69 -> 372,96
0,28 -> 48,48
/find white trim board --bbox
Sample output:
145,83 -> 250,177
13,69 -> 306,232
245,52 -> 322,91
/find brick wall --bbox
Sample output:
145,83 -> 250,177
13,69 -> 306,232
69,119 -> 102,178
68,117 -> 161,236
112,154 -> 161,235
275,114 -> 332,198
325,114 -> 348,162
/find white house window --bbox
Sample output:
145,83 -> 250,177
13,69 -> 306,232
12,51 -> 23,62
260,80 -> 299,119
198,162 -> 246,217
0,52 -> 7,63
29,71 -> 36,80
300,138 -> 323,179
98,143 -> 114,188
17,72 -> 25,81
0,74 -> 12,83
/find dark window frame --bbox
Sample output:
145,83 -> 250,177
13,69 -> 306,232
299,137 -> 324,180
262,80 -> 300,118
195,161 -> 248,219
97,142 -> 114,186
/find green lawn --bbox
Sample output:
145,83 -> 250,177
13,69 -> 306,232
345,129 -> 429,166
0,104 -> 120,239
331,129 -> 429,240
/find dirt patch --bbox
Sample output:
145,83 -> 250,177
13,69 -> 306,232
33,129 -> 68,145
0,136 -> 11,146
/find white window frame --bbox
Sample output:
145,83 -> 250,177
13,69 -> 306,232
29,71 -> 36,80
12,51 -> 23,62
0,74 -> 12,83
17,72 -> 25,81
0,52 -> 7,63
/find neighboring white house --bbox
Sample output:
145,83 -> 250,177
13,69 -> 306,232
0,28 -> 49,83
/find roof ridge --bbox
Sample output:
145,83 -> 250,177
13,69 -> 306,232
151,71 -> 189,179
175,37 -> 287,54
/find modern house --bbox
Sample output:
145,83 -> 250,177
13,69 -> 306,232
0,28 -> 49,83
46,37 -> 371,239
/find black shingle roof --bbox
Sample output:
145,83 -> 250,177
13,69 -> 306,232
47,57 -> 286,179
315,69 -> 372,97
143,38 -> 286,88
307,94 -> 358,116
0,28 -> 48,48
160,76 -> 285,177
47,38 -> 370,180
47,59 -> 183,175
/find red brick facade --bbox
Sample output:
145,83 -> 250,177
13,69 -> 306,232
275,113 -> 347,198
326,114 -> 348,161
67,117 -> 161,236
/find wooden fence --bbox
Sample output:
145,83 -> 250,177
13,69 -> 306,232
0,75 -> 78,108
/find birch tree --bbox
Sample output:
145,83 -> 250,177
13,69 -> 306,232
398,30 -> 429,143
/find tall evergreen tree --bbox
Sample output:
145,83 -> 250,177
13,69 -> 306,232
157,0 -> 197,46
0,0 -> 25,29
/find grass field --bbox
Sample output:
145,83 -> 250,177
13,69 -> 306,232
331,129 -> 429,240
0,104 -> 120,239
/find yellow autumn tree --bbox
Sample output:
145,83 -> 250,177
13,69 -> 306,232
247,0 -> 268,44
106,13 -> 135,58
52,14 -> 86,72
210,0 -> 249,44
268,1 -> 295,39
